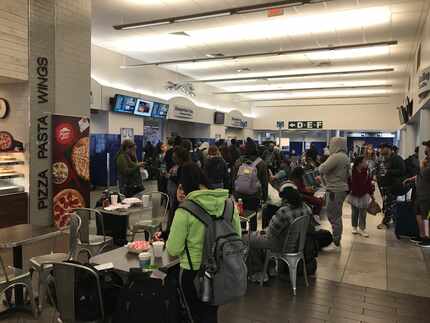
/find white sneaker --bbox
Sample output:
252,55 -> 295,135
323,243 -> 341,252
359,229 -> 369,238
352,227 -> 359,235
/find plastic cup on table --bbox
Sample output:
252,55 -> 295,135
138,252 -> 151,269
152,241 -> 165,258
110,194 -> 118,205
142,195 -> 150,208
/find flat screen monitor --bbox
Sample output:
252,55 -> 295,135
152,102 -> 169,119
214,112 -> 225,124
134,99 -> 154,117
112,94 -> 138,114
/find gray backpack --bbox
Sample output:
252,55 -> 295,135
234,158 -> 262,195
180,198 -> 247,306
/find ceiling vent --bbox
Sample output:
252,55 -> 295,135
316,61 -> 332,67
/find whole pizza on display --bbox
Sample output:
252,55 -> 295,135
0,132 -> 13,151
53,189 -> 85,228
52,161 -> 69,185
72,137 -> 90,181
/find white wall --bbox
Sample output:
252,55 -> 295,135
91,45 -> 250,114
109,112 -> 144,135
252,96 -> 402,131
90,110 -> 108,134
165,120 -> 210,139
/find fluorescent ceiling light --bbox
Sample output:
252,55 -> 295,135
121,21 -> 170,30
190,68 -> 395,83
113,1 -> 326,30
175,12 -> 231,23
214,84 -> 392,95
120,40 -> 397,67
246,88 -> 393,100
306,46 -> 390,61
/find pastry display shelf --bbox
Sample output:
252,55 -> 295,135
0,160 -> 24,166
0,173 -> 24,179
0,186 -> 25,194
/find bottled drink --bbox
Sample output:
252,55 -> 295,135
237,198 -> 244,216
201,271 -> 212,303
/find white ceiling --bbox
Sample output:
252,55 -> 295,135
91,0 -> 429,103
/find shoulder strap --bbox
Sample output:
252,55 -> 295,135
179,200 -> 213,227
252,157 -> 262,167
223,198 -> 234,222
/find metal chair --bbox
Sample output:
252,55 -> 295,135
1,255 -> 36,317
131,191 -> 169,241
47,261 -> 104,323
74,208 -> 114,258
260,214 -> 310,295
29,213 -> 81,313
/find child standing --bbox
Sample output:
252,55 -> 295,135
348,156 -> 375,237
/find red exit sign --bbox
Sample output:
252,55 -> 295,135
267,8 -> 284,17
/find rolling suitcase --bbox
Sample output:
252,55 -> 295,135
393,201 -> 419,239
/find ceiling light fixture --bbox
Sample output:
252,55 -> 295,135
237,68 -> 251,73
214,84 -> 392,95
113,0 -> 328,30
246,95 -> 392,102
206,53 -> 225,58
190,68 -> 395,83
120,40 -> 397,68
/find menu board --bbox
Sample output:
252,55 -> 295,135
151,102 -> 169,119
112,95 -> 137,114
51,115 -> 90,228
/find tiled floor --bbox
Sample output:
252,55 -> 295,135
1,182 -> 430,322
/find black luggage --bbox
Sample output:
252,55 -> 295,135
393,201 -> 419,239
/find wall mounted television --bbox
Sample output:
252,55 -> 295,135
112,94 -> 138,114
398,106 -> 409,124
134,99 -> 154,117
152,102 -> 169,119
214,111 -> 225,124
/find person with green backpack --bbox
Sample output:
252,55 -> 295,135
166,162 -> 245,323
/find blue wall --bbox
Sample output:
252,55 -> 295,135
90,134 -> 144,187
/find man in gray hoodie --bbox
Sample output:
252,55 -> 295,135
319,137 -> 351,250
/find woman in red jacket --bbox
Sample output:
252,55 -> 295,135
347,156 -> 375,237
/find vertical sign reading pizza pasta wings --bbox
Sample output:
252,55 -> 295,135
51,115 -> 90,228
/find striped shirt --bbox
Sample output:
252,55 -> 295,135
267,203 -> 312,250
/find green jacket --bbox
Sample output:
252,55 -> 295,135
116,151 -> 142,188
166,189 -> 242,270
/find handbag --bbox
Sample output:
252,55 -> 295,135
367,199 -> 382,215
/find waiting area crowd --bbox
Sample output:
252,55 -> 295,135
1,136 -> 430,323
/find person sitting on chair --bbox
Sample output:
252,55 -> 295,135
245,182 -> 312,283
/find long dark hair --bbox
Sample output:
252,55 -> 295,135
179,162 -> 209,195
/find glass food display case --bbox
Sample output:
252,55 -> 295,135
0,152 -> 25,195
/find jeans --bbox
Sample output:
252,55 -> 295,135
351,206 -> 367,230
244,232 -> 277,274
326,191 -> 348,245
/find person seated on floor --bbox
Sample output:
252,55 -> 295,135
166,162 -> 242,323
245,182 -> 312,283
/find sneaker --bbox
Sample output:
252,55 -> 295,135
359,229 -> 369,238
323,242 -> 341,252
377,223 -> 387,230
419,239 -> 430,248
352,227 -> 359,235
410,236 -> 424,244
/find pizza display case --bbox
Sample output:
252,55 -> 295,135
0,152 -> 25,195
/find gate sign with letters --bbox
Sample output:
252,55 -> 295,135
276,121 -> 285,129
418,66 -> 430,101
288,121 -> 323,130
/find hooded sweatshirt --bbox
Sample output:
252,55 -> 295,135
318,137 -> 351,192
166,189 -> 241,270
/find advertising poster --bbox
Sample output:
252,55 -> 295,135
51,115 -> 90,228
120,127 -> 134,143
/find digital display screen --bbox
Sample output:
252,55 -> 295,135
112,95 -> 138,114
214,112 -> 225,124
134,99 -> 154,117
152,102 -> 169,119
